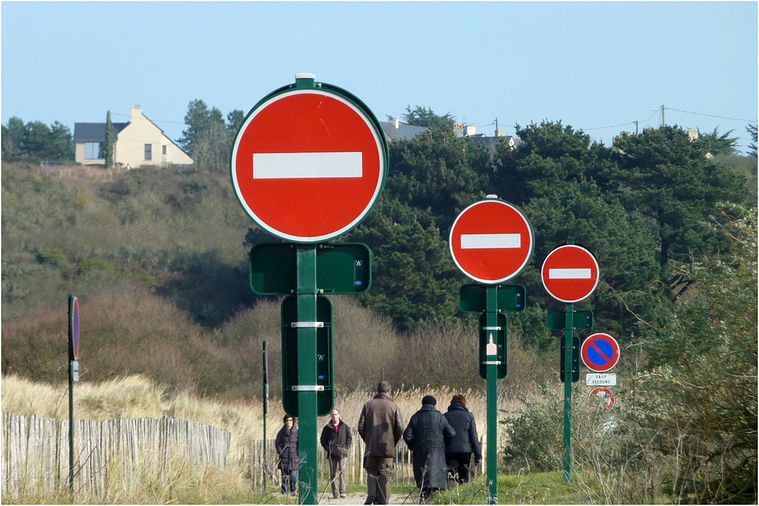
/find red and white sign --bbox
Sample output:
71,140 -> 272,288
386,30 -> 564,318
589,387 -> 615,411
231,87 -> 386,242
581,332 -> 620,372
541,244 -> 600,303
449,199 -> 533,284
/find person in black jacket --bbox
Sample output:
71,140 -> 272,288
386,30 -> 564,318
275,415 -> 299,496
444,394 -> 482,484
320,407 -> 353,499
403,395 -> 456,501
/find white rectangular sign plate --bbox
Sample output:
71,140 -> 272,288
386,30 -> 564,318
253,152 -> 362,179
549,268 -> 592,279
461,233 -> 521,249
585,373 -> 617,386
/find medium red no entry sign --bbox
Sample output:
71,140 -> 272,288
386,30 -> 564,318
449,198 -> 534,284
231,76 -> 388,243
541,244 -> 600,303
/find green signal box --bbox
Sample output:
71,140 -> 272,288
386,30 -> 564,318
460,284 -> 526,313
560,335 -> 580,383
281,295 -> 334,417
250,243 -> 371,295
479,312 -> 507,379
547,310 -> 593,331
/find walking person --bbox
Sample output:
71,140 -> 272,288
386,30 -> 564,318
403,395 -> 456,502
275,415 -> 299,496
444,394 -> 482,484
320,408 -> 353,499
358,381 -> 404,505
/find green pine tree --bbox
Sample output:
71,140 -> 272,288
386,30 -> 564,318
104,111 -> 114,168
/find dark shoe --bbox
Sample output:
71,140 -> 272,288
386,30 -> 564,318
333,493 -> 339,499
364,497 -> 375,505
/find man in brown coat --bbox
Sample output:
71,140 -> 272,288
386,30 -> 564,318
358,381 -> 404,505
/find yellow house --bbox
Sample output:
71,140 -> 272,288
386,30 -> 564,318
74,106 -> 193,168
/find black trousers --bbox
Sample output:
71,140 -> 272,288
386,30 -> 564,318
446,452 -> 472,483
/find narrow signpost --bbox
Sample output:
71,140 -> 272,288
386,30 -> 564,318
450,196 -> 533,504
231,73 -> 388,505
262,340 -> 269,491
541,244 -> 600,483
67,294 -> 80,494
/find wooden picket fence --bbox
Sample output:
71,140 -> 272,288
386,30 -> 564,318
2,413 -> 230,499
3,413 -> 484,499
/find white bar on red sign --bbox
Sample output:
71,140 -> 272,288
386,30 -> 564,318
253,152 -> 363,179
585,373 -> 617,386
461,233 -> 521,249
549,268 -> 592,279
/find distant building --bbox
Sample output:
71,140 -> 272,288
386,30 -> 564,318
74,106 -> 193,167
379,117 -> 519,155
380,118 -> 429,141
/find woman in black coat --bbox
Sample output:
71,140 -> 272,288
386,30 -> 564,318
275,415 -> 299,496
403,395 -> 456,500
444,394 -> 482,484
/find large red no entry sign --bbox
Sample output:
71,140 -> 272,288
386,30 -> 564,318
541,244 -> 600,303
449,199 -> 534,284
231,77 -> 388,243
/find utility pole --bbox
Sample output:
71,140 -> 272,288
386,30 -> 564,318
495,117 -> 499,137
634,120 -> 639,135
661,105 -> 666,127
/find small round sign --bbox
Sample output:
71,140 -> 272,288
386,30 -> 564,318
541,244 -> 600,303
589,386 -> 615,411
69,295 -> 80,360
581,332 -> 620,372
231,75 -> 388,243
449,198 -> 534,284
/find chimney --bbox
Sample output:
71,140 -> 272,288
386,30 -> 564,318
131,105 -> 143,120
394,118 -> 400,129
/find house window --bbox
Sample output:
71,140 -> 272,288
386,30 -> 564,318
144,144 -> 152,161
162,145 -> 167,155
84,142 -> 101,160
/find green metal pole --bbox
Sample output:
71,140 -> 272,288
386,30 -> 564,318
562,303 -> 574,483
485,286 -> 499,504
296,246 -> 318,505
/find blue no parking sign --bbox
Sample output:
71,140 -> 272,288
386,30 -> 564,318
581,333 -> 620,372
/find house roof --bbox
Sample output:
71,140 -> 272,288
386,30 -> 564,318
379,121 -> 429,142
74,122 -> 129,142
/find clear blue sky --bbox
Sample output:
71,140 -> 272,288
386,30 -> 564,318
2,1 -> 757,153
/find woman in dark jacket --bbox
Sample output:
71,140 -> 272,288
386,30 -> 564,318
444,394 -> 482,484
275,415 -> 299,496
403,395 -> 456,501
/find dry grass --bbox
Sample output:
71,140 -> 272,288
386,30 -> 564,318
2,373 -> 534,445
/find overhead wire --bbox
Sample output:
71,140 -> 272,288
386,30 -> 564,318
665,107 -> 755,124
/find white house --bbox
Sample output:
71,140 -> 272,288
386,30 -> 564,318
74,107 -> 193,167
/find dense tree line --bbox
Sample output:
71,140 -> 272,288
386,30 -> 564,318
187,98 -> 754,346
2,117 -> 74,162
